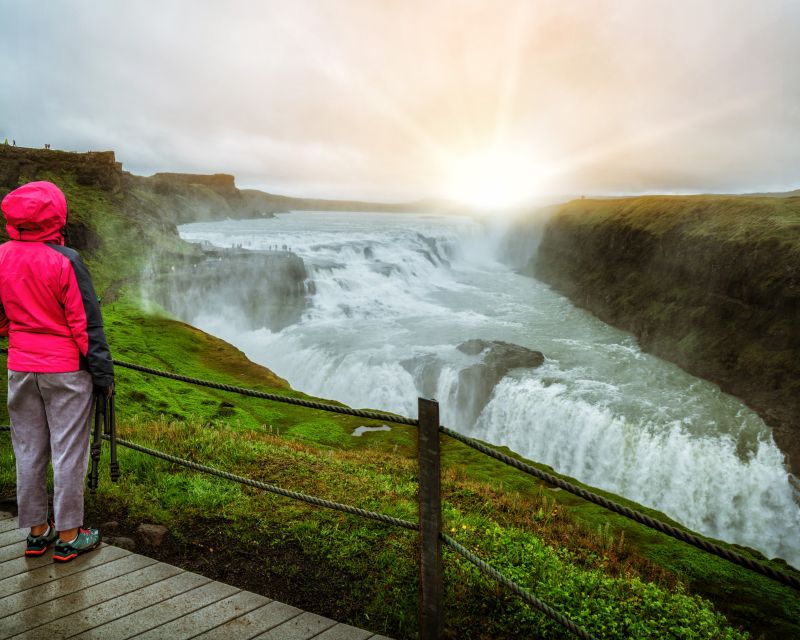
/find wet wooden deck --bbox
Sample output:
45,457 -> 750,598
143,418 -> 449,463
0,511 -> 391,639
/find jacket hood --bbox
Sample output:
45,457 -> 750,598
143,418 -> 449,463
1,181 -> 67,244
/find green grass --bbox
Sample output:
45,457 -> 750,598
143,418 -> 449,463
557,196 -> 800,253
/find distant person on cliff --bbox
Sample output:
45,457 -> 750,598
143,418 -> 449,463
0,181 -> 114,561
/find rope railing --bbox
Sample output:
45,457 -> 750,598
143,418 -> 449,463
3,349 -> 798,591
114,431 -> 596,638
113,358 -> 420,427
2,414 -> 420,537
0,421 -> 593,638
106,433 -> 419,531
439,426 -> 800,592
105,355 -> 800,592
0,420 -> 394,530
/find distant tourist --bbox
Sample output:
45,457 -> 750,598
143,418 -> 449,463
44,143 -> 50,150
0,181 -> 114,562
12,140 -> 16,146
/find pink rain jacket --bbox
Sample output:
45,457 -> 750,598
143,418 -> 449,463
0,181 -> 114,385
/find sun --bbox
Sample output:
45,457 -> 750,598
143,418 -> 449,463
443,149 -> 543,209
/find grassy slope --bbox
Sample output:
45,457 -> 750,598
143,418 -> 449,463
552,196 -> 800,246
0,175 -> 798,638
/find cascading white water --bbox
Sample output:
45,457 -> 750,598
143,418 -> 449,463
172,211 -> 800,568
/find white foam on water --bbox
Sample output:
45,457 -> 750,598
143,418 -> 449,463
475,374 -> 800,564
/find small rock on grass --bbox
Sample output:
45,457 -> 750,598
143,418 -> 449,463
136,523 -> 169,546
101,520 -> 120,532
106,536 -> 136,551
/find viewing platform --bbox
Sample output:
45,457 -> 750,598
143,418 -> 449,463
0,511 -> 390,640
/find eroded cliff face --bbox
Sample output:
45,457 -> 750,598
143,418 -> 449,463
131,172 -> 278,224
0,146 -> 278,236
0,147 -> 126,255
532,196 -> 800,476
0,146 -> 123,194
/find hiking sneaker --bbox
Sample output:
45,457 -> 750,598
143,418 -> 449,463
53,527 -> 101,562
25,520 -> 58,557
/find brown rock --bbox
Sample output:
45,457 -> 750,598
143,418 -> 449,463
106,536 -> 136,551
136,523 -> 169,546
100,521 -> 120,533
455,339 -> 545,427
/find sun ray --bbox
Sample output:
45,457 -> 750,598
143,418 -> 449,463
272,10 -> 455,170
492,2 -> 535,152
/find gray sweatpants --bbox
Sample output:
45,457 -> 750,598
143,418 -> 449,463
8,370 -> 94,531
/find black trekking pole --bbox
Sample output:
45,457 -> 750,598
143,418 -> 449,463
89,393 -> 106,493
107,391 -> 119,482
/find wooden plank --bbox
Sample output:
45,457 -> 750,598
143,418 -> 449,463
0,516 -> 389,640
0,518 -> 18,533
19,570 -> 210,639
0,540 -> 26,563
0,527 -> 24,548
254,611 -> 338,640
191,600 -> 302,640
0,547 -> 59,579
0,553 -> 156,617
71,579 -> 240,640
0,561 -> 182,639
134,591 -> 269,640
314,623 -> 375,640
0,544 -> 130,596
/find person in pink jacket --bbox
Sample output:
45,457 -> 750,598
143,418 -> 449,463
0,181 -> 114,562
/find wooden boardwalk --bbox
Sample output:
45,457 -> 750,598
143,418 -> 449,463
0,511 -> 392,639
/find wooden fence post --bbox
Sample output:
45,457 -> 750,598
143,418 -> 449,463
418,397 -> 442,639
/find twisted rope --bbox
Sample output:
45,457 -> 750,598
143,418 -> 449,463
439,426 -> 800,591
107,434 -> 419,531
0,423 -> 599,637
0,422 -> 415,529
113,358 -> 420,427
442,534 -> 597,640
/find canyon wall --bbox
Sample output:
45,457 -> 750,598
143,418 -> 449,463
531,196 -> 800,476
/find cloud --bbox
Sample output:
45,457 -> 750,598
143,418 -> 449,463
1,0 -> 798,198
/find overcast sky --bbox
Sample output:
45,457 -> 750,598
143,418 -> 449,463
1,1 -> 799,201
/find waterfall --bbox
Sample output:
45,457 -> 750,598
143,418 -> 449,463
151,211 -> 800,568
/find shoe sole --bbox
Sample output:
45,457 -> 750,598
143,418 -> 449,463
53,541 -> 100,563
26,520 -> 57,557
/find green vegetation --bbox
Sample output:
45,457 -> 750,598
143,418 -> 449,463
555,196 -> 800,251
1,165 -> 799,638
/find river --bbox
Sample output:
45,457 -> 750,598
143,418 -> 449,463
159,211 -> 799,568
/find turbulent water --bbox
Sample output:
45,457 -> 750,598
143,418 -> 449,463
165,211 -> 799,568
